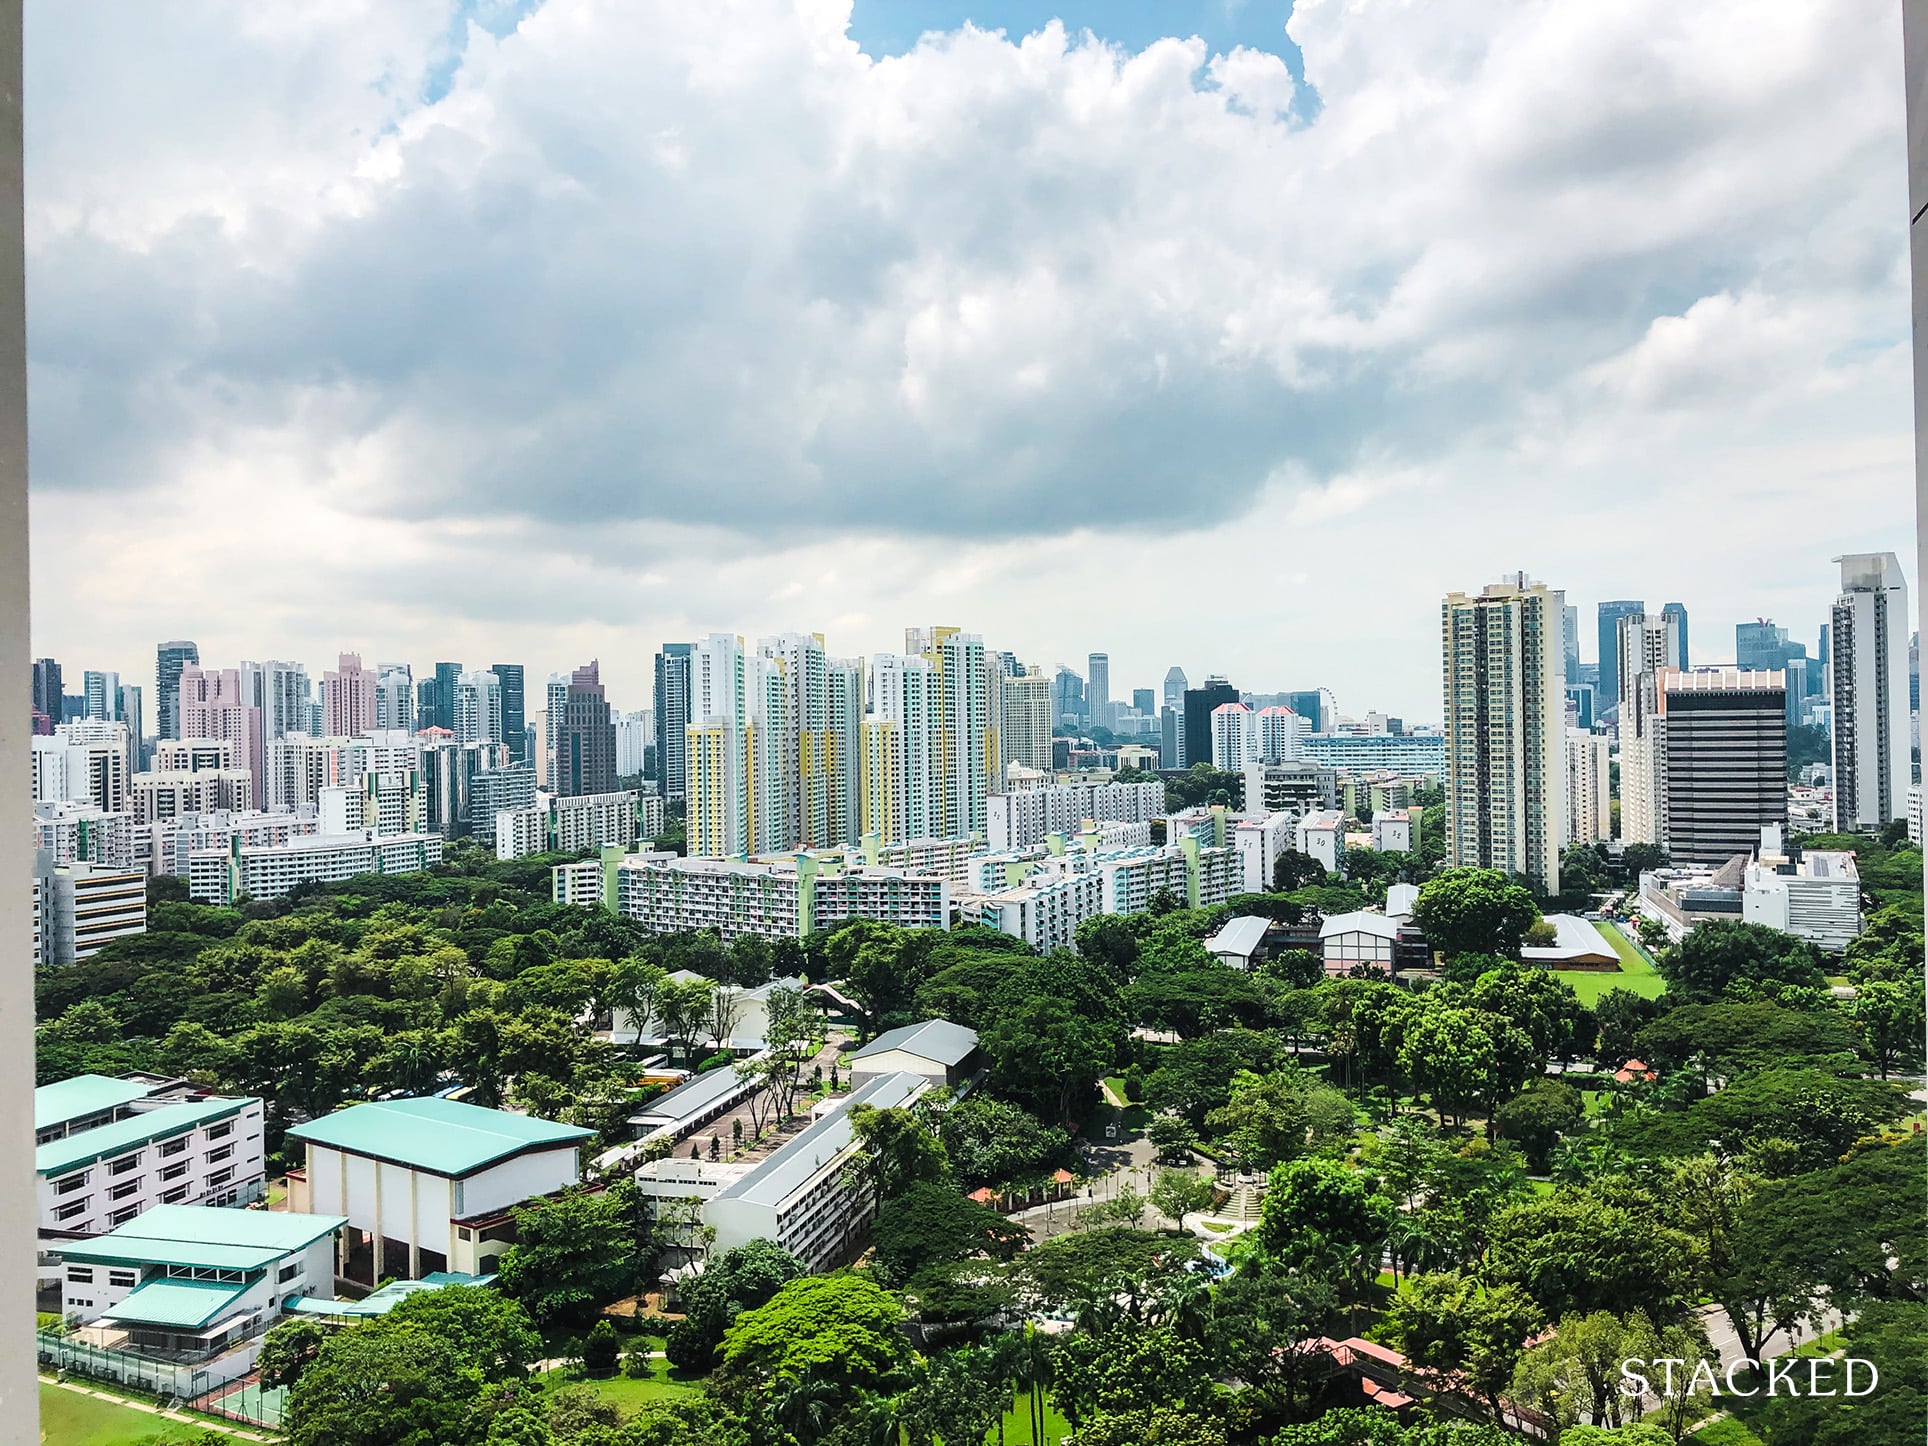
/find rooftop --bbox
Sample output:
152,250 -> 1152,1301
713,1071 -> 925,1210
286,1096 -> 592,1177
1204,916 -> 1271,961
35,1074 -> 156,1132
849,1019 -> 978,1067
1520,914 -> 1618,965
102,1277 -> 249,1331
108,1203 -> 345,1256
629,1064 -> 755,1130
1319,910 -> 1401,941
37,1097 -> 256,1179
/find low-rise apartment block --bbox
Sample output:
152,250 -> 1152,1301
36,1076 -> 266,1238
187,829 -> 443,904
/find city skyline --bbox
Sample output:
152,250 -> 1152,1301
22,0 -> 1913,722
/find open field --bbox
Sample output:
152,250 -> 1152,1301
1554,920 -> 1667,1004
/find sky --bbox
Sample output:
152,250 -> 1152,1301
23,0 -> 1916,723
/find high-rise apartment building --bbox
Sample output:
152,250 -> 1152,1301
1560,603 -> 1580,684
1831,552 -> 1912,830
906,627 -> 997,838
491,663 -> 527,763
1595,601 -> 1644,719
1210,702 -> 1255,770
1614,612 -> 1682,846
1441,577 -> 1564,893
1255,706 -> 1308,762
1183,678 -> 1240,772
454,669 -> 504,746
375,664 -> 413,732
117,684 -> 143,765
867,652 -> 941,844
1563,729 -> 1611,844
155,640 -> 198,741
179,665 -> 265,798
322,653 -> 378,738
1086,653 -> 1110,731
1000,670 -> 1053,774
654,645 -> 692,802
1662,603 -> 1690,670
419,662 -> 462,733
550,661 -> 616,799
239,660 -> 311,744
1660,668 -> 1787,865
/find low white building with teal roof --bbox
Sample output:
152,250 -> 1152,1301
285,1096 -> 593,1282
57,1203 -> 344,1360
35,1074 -> 266,1239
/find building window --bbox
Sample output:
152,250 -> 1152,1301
160,1161 -> 188,1182
107,1270 -> 137,1288
278,1262 -> 301,1284
206,1168 -> 233,1190
157,1137 -> 189,1158
206,1144 -> 233,1165
108,1180 -> 140,1201
65,1267 -> 93,1284
159,1186 -> 189,1204
108,1153 -> 143,1176
54,1171 -> 90,1195
108,1205 -> 141,1227
204,1121 -> 234,1141
53,1200 -> 87,1222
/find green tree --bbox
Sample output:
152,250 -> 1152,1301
1412,868 -> 1541,959
1204,1065 -> 1355,1171
1493,1078 -> 1584,1173
871,1180 -> 1027,1288
495,1186 -> 642,1327
716,1275 -> 912,1416
1257,1158 -> 1394,1295
1484,1187 -> 1697,1322
379,1284 -> 541,1381
282,1327 -> 483,1446
1380,1271 -> 1543,1423
1851,979 -> 1926,1079
257,1317 -> 329,1391
1397,1004 -> 1532,1128
1656,920 -> 1826,1003
583,1319 -> 620,1376
664,1238 -> 805,1371
934,1092 -> 1069,1189
1510,1310 -> 1653,1433
982,993 -> 1115,1122
1149,1169 -> 1217,1226
1210,1255 -> 1341,1422
847,1102 -> 950,1215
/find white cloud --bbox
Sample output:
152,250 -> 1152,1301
24,0 -> 1912,719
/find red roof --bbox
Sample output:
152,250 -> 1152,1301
1051,1168 -> 1076,1184
967,1187 -> 997,1204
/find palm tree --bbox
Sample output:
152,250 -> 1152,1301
1008,1325 -> 1054,1446
773,1371 -> 838,1443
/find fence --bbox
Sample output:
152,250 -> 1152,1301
37,1327 -> 283,1429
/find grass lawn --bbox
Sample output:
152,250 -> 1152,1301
1554,922 -> 1667,1005
535,1350 -> 700,1413
998,1389 -> 1074,1445
39,1383 -> 206,1445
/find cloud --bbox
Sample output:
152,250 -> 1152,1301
24,0 -> 1913,719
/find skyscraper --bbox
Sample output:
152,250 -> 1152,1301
179,664 -> 265,798
1661,669 -> 1787,864
1561,603 -> 1581,684
1087,652 -> 1110,730
1442,577 -> 1564,893
432,662 -> 463,733
906,627 -> 996,837
83,670 -> 119,721
1132,687 -> 1155,717
1000,669 -> 1053,774
654,644 -> 692,801
1564,729 -> 1611,845
1736,620 -> 1793,672
454,669 -> 504,746
323,653 -> 378,737
116,684 -> 143,766
492,663 -> 527,763
375,664 -> 413,732
1662,602 -> 1690,670
1595,601 -> 1644,719
1616,614 -> 1680,714
155,640 -> 199,741
1052,666 -> 1084,729
552,661 -> 617,799
1162,667 -> 1188,710
30,657 -> 61,727
1830,552 -> 1912,830
868,652 -> 941,844
1183,678 -> 1240,772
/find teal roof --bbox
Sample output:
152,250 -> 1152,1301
109,1204 -> 344,1256
286,1097 -> 591,1178
36,1097 -> 257,1179
283,1273 -> 496,1320
101,1277 -> 251,1331
62,1238 -> 276,1272
61,1207 -> 346,1271
35,1075 -> 155,1131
